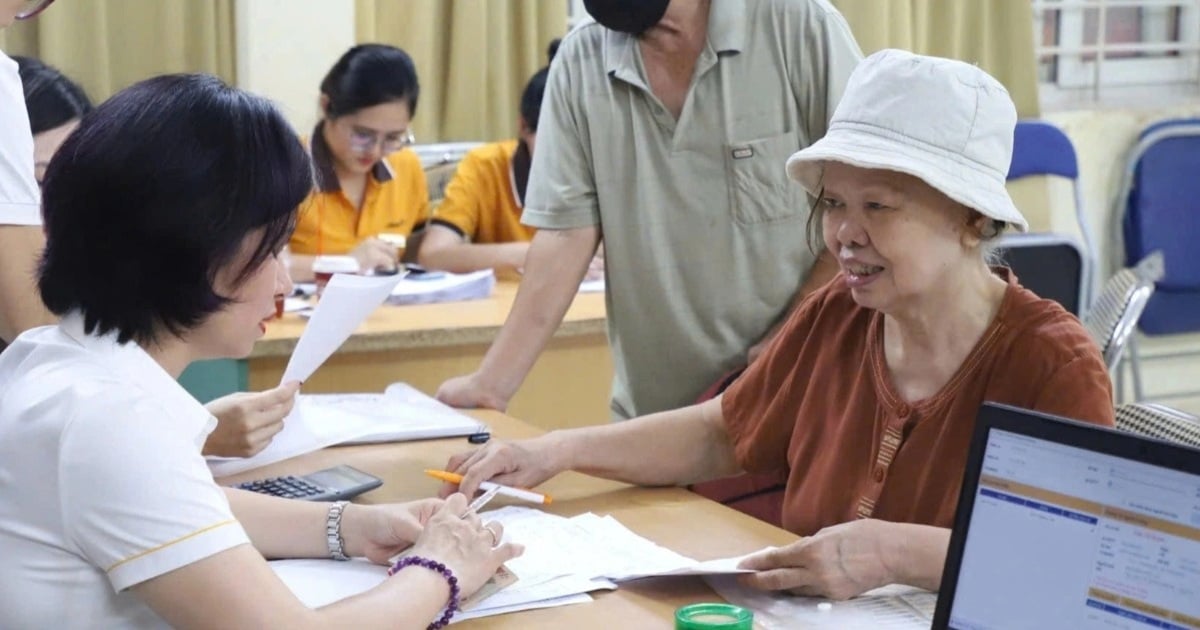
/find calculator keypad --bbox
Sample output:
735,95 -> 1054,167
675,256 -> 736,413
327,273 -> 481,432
236,475 -> 327,499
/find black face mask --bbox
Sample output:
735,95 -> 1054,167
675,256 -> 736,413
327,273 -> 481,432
583,0 -> 670,36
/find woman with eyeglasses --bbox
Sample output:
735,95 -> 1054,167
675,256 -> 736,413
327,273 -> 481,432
0,0 -> 59,344
288,44 -> 428,280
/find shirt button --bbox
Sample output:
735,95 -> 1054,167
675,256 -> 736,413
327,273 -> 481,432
873,466 -> 885,482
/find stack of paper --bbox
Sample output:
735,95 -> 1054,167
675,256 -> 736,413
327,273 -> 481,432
270,506 -> 758,622
387,269 -> 495,305
705,576 -> 936,629
207,383 -> 487,477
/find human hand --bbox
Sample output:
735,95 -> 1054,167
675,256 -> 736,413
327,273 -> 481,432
341,499 -> 442,565
737,519 -> 894,600
405,493 -> 523,598
202,381 -> 300,457
350,237 -> 399,273
435,373 -> 510,412
438,437 -> 559,499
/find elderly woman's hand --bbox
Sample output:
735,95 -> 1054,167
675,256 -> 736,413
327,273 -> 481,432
737,519 -> 896,600
202,382 -> 300,457
439,436 -> 561,499
404,494 -> 524,598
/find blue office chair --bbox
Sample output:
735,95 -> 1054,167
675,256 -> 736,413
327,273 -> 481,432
1114,118 -> 1200,401
1007,120 -> 1097,313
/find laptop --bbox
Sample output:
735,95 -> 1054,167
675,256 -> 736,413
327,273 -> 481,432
933,402 -> 1200,630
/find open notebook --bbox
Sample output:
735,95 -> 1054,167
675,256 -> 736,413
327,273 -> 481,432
207,383 -> 487,477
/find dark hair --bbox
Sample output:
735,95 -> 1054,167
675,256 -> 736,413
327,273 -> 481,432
519,39 -> 560,132
38,74 -> 311,345
14,56 -> 92,134
320,44 -> 420,119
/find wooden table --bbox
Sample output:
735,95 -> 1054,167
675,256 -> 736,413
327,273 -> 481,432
193,282 -> 614,431
220,411 -> 799,628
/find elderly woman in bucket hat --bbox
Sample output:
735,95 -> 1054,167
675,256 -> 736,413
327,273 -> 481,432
437,50 -> 1116,599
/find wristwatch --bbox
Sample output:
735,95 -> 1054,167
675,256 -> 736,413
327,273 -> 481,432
326,500 -> 351,561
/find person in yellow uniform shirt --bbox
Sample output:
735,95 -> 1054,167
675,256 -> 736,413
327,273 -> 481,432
417,42 -> 559,274
289,44 -> 428,281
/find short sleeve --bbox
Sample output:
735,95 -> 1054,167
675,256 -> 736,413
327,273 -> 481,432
1032,355 -> 1116,427
59,396 -> 248,592
433,151 -> 486,238
0,55 -> 41,226
398,151 -> 430,228
793,5 -> 863,144
521,40 -> 599,230
721,284 -> 839,472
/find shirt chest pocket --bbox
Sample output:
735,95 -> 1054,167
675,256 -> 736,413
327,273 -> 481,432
727,131 -> 806,225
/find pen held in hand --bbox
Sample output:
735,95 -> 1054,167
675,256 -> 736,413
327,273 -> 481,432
463,485 -> 501,517
424,469 -> 553,505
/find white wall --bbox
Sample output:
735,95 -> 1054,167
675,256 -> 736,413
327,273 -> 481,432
235,0 -> 356,135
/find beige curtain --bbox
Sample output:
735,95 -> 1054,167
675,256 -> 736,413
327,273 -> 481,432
831,0 -> 1040,117
356,0 -> 567,143
0,0 -> 235,104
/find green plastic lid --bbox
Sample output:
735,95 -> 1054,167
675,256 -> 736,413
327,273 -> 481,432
674,603 -> 754,630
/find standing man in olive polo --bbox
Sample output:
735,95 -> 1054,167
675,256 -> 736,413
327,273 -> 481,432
437,0 -> 862,419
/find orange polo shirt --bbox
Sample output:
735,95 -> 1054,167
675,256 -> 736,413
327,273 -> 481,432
289,124 -> 429,256
722,270 -> 1115,536
431,139 -> 535,244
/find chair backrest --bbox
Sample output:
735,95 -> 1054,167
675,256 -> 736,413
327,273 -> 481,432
1008,120 -> 1079,180
411,142 -> 485,203
1083,251 -> 1165,370
1117,118 -> 1200,335
996,233 -> 1085,316
1115,402 -> 1200,448
1007,120 -> 1096,306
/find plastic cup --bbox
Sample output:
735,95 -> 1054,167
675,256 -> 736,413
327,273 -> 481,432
674,603 -> 753,630
312,255 -> 360,296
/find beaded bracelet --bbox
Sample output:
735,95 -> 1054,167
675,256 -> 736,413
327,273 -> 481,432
388,556 -> 460,629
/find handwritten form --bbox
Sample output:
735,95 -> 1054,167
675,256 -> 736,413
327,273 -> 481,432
281,273 -> 403,384
269,507 -> 756,622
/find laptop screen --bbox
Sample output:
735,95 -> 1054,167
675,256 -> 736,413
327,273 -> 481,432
945,424 -> 1200,629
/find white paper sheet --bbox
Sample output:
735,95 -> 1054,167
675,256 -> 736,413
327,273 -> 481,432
269,507 -> 756,622
281,273 -> 403,384
705,576 -> 936,630
207,383 -> 487,477
387,269 -> 494,305
578,279 -> 605,293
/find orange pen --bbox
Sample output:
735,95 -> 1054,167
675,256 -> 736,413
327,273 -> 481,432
425,469 -> 553,505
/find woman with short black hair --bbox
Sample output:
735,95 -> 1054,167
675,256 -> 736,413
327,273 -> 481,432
0,73 -> 519,628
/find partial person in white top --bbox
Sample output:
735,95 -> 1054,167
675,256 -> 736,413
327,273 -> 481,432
14,54 -> 308,459
0,0 -> 55,342
0,73 -> 520,629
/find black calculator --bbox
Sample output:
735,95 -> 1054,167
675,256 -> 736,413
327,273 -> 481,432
235,464 -> 383,501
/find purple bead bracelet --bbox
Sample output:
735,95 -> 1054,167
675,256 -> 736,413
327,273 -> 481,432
388,556 -> 460,629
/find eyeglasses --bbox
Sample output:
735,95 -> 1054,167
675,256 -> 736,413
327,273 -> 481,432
346,126 -> 415,156
15,0 -> 55,20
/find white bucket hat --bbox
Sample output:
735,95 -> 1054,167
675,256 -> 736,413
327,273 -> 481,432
786,49 -> 1028,232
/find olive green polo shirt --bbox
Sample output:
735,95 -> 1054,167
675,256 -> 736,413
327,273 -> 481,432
523,0 -> 862,419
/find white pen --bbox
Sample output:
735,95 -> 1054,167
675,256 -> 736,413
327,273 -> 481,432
463,485 -> 501,517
